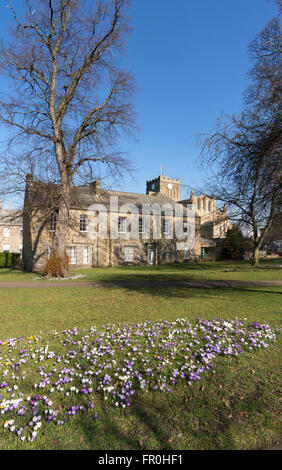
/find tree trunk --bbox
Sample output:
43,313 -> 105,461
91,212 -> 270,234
252,243 -> 260,266
52,180 -> 71,277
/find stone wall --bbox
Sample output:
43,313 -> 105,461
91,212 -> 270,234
24,207 -> 201,271
0,224 -> 23,253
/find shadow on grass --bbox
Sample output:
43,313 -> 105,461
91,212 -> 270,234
1,259 -> 281,283
76,393 -> 182,450
75,372 -> 267,450
73,348 -> 282,450
0,267 -> 26,276
73,258 -> 282,285
88,276 -> 282,298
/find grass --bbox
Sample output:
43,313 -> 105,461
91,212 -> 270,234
0,260 -> 281,450
0,285 -> 281,339
75,259 -> 282,283
0,258 -> 281,284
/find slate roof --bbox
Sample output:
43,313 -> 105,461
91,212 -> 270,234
25,181 -> 200,218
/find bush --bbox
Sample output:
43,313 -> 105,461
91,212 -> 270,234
0,252 -> 21,268
222,227 -> 249,260
41,252 -> 70,278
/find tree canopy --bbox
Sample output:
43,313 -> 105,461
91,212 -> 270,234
199,12 -> 281,265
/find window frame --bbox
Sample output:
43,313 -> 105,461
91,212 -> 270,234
83,245 -> 90,264
183,221 -> 188,233
162,218 -> 171,235
138,216 -> 145,234
164,250 -> 171,261
80,214 -> 89,232
68,246 -> 77,265
118,217 -> 127,234
184,246 -> 190,260
124,246 -> 134,262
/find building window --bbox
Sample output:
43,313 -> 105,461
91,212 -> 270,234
83,246 -> 90,264
208,201 -> 211,211
19,244 -> 23,254
50,213 -> 56,232
203,198 -> 206,210
67,246 -> 77,265
118,217 -> 127,234
124,246 -> 134,262
80,214 -> 89,232
183,221 -> 188,233
139,217 -> 145,234
148,245 -> 156,265
184,248 -> 190,260
164,250 -> 171,261
162,218 -> 171,235
3,228 -> 10,238
2,244 -> 10,253
20,228 -> 23,237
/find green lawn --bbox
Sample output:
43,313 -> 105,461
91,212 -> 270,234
1,285 -> 281,339
76,258 -> 282,283
0,258 -> 281,283
0,261 -> 281,450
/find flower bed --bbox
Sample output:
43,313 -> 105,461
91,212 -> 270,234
0,318 -> 277,443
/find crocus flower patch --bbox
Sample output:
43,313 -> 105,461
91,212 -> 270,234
0,317 -> 277,443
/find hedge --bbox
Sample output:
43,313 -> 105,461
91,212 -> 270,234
0,252 -> 20,268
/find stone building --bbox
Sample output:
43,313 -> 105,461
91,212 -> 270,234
22,173 -> 231,271
146,175 -> 181,201
22,174 -> 201,271
0,200 -> 23,254
180,190 -> 232,259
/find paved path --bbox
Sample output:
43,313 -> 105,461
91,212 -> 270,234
0,279 -> 281,289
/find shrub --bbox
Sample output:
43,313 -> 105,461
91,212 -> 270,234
0,252 -> 20,268
41,252 -> 70,278
222,226 -> 250,260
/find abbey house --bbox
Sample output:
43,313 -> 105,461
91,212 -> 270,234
20,173 -> 231,271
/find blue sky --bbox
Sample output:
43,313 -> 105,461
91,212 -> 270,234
0,0 -> 278,206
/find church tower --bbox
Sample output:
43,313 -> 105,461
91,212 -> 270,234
146,174 -> 181,201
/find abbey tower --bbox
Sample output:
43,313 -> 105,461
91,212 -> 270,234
146,174 -> 181,201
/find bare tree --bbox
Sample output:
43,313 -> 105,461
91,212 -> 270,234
199,14 -> 281,265
0,0 -> 136,275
